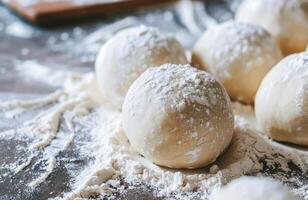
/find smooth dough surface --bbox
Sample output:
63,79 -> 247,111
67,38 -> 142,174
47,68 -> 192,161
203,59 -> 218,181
122,64 -> 234,169
236,0 -> 308,55
192,21 -> 282,104
255,52 -> 308,146
210,176 -> 297,200
95,26 -> 188,110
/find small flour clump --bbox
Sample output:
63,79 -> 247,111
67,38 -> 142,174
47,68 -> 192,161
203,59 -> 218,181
5,21 -> 34,38
210,176 -> 297,200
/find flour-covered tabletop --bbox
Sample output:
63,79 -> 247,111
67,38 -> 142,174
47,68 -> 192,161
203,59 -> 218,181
0,1 -> 308,200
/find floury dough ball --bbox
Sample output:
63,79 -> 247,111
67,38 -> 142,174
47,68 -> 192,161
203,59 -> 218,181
95,26 -> 188,110
192,21 -> 282,104
255,52 -> 308,146
210,176 -> 297,200
122,64 -> 234,169
236,0 -> 308,55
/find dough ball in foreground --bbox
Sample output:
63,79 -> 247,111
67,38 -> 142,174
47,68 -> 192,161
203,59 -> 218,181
122,64 -> 234,169
255,52 -> 308,146
95,25 -> 188,110
236,0 -> 308,55
192,21 -> 282,104
211,176 -> 297,200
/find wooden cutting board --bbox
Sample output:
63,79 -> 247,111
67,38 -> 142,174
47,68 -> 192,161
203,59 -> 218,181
4,0 -> 175,25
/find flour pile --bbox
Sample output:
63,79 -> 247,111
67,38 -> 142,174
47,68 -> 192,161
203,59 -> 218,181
66,101 -> 308,199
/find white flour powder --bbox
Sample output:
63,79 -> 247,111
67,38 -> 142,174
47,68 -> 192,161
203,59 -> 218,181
0,62 -> 307,200
1,0 -> 308,199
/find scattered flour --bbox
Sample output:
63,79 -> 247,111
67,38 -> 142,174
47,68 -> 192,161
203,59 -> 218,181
63,97 -> 308,200
1,61 -> 307,199
46,0 -> 218,61
5,21 -> 34,38
0,62 -> 95,189
208,21 -> 279,78
1,1 -> 308,199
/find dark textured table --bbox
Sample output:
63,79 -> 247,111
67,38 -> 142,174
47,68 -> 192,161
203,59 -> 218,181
1,1 -> 307,199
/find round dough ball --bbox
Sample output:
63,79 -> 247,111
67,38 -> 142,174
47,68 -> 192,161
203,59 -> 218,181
236,0 -> 308,55
122,64 -> 234,169
95,26 -> 188,110
255,52 -> 308,146
192,21 -> 282,104
211,176 -> 297,200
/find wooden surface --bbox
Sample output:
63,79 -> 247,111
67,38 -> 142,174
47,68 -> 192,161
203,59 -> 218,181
5,0 -> 175,25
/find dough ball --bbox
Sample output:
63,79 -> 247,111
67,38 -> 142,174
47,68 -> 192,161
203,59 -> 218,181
255,52 -> 308,146
236,0 -> 308,55
122,64 -> 234,169
95,26 -> 188,110
192,21 -> 282,104
211,176 -> 297,200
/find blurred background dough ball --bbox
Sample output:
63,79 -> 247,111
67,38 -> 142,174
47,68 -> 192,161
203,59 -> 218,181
122,64 -> 234,169
95,25 -> 188,110
255,52 -> 308,146
192,21 -> 282,104
210,176 -> 297,200
236,0 -> 308,55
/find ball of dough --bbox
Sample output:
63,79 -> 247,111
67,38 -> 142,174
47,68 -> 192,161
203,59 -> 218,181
95,26 -> 188,110
122,64 -> 234,169
192,21 -> 282,104
236,0 -> 308,55
211,176 -> 297,200
255,52 -> 308,146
